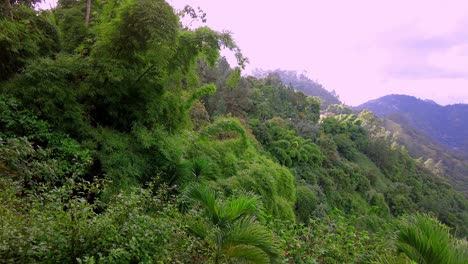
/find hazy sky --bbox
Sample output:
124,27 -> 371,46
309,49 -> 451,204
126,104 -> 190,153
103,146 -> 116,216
42,0 -> 468,106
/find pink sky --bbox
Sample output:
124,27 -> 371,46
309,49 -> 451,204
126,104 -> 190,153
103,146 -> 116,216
42,0 -> 468,106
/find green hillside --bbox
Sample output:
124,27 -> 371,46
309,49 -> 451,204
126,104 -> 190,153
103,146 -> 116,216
252,69 -> 341,108
358,94 -> 468,155
358,95 -> 468,197
1,1 -> 467,263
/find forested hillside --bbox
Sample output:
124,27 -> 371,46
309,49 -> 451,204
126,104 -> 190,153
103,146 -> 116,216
358,95 -> 468,196
1,1 -> 467,263
358,95 -> 468,155
253,69 -> 341,108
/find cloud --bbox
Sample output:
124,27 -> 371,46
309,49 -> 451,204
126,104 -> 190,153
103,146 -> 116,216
382,20 -> 468,80
388,66 -> 468,80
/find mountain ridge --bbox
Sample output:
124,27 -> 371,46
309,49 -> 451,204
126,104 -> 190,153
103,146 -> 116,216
356,94 -> 468,196
357,94 -> 468,154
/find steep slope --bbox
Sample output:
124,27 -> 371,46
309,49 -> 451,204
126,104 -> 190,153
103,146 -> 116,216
357,95 -> 468,196
1,1 -> 467,262
357,94 -> 468,154
204,65 -> 468,236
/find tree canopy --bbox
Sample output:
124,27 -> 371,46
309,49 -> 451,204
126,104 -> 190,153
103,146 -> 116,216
0,1 -> 466,263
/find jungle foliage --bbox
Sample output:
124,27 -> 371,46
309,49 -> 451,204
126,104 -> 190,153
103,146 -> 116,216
0,0 -> 467,263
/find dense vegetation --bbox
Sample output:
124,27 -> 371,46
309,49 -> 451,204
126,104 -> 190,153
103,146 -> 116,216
357,94 -> 468,196
253,69 -> 341,108
358,95 -> 468,156
1,1 -> 467,263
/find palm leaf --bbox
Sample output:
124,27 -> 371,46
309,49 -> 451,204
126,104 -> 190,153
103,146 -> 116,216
224,216 -> 281,262
219,195 -> 261,225
224,244 -> 270,264
191,158 -> 214,180
396,213 -> 468,264
182,184 -> 221,224
187,218 -> 212,239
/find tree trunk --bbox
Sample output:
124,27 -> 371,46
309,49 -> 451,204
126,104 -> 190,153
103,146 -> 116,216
85,0 -> 91,26
6,0 -> 13,20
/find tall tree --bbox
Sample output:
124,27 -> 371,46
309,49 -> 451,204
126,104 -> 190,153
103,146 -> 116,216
6,0 -> 13,19
85,0 -> 90,26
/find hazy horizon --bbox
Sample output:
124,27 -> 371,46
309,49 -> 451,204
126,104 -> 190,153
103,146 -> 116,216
41,0 -> 468,106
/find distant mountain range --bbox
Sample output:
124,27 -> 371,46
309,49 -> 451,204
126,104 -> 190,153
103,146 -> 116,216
357,94 -> 468,155
357,94 -> 468,196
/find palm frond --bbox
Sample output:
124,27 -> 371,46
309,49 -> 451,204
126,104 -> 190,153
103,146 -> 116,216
396,213 -> 467,264
224,216 -> 281,261
173,160 -> 193,186
182,184 -> 221,224
220,195 -> 261,224
187,218 -> 212,239
191,158 -> 214,180
224,244 -> 270,264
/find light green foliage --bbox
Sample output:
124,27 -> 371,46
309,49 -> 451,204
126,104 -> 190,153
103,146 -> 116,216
1,0 -> 468,262
227,158 -> 296,221
201,118 -> 248,145
226,67 -> 241,88
320,115 -> 367,160
182,184 -> 281,264
189,118 -> 297,221
358,112 -> 468,234
251,117 -> 323,167
393,214 -> 468,264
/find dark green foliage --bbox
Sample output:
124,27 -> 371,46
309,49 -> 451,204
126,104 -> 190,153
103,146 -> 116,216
0,180 -> 200,263
54,5 -> 90,53
175,158 -> 216,188
200,57 -> 254,117
295,185 -> 318,222
203,64 -> 320,123
0,96 -> 91,190
189,101 -> 211,130
0,95 -> 50,139
3,56 -> 88,136
0,7 -> 60,81
270,209 -> 391,263
1,1 -> 467,263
